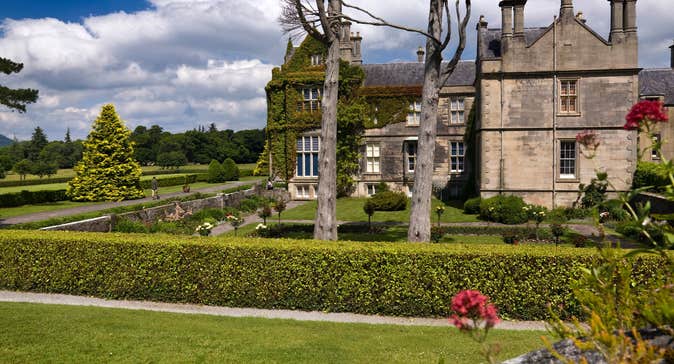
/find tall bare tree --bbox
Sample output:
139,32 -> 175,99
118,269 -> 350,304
341,0 -> 471,242
280,0 -> 343,241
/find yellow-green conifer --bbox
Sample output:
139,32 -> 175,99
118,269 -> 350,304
67,104 -> 144,201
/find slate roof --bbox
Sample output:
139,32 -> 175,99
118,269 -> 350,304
478,27 -> 549,59
640,68 -> 674,105
361,61 -> 476,87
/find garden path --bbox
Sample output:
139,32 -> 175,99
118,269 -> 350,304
0,290 -> 548,331
209,200 -> 311,236
0,180 -> 255,226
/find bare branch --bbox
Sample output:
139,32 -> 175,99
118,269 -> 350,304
440,0 -> 471,86
279,0 -> 327,43
341,1 -> 442,44
440,0 -> 452,50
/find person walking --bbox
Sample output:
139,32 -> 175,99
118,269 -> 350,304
151,176 -> 159,200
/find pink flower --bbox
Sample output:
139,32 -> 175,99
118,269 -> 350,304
576,130 -> 600,150
624,100 -> 668,131
450,290 -> 500,330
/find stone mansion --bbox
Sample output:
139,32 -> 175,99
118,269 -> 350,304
260,0 -> 674,208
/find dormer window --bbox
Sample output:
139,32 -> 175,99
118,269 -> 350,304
310,54 -> 322,66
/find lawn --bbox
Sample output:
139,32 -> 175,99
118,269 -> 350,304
280,197 -> 479,223
0,302 -> 544,363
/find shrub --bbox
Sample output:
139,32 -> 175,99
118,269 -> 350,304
479,195 -> 528,225
615,220 -> 664,244
369,191 -> 407,211
207,160 -> 226,183
0,189 -> 68,208
463,197 -> 481,215
632,161 -> 669,192
1,230 -> 669,321
113,218 -> 148,233
598,199 -> 629,222
222,158 -> 240,181
139,174 -> 199,189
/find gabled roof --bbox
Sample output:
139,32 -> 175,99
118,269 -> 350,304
478,27 -> 548,59
361,61 -> 476,87
639,68 -> 674,105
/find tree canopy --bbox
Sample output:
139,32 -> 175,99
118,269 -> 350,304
0,57 -> 38,113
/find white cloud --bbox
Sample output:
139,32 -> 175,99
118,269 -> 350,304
0,0 -> 670,141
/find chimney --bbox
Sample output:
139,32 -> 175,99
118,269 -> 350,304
608,0 -> 624,41
560,0 -> 574,19
576,11 -> 586,24
623,0 -> 637,34
417,46 -> 425,62
339,20 -> 353,62
670,42 -> 674,69
499,1 -> 513,39
477,15 -> 488,30
351,32 -> 362,65
513,0 -> 527,38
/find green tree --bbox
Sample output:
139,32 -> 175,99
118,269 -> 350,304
222,157 -> 239,181
157,151 -> 187,169
30,159 -> 58,179
12,159 -> 32,181
67,104 -> 144,201
207,159 -> 226,183
0,57 -> 38,112
26,126 -> 48,161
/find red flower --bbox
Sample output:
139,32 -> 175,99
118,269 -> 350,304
624,100 -> 668,131
450,290 -> 500,330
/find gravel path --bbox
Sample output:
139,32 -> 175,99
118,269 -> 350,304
0,290 -> 548,331
0,180 -> 260,226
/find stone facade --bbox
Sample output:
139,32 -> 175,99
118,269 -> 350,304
275,0 -> 673,207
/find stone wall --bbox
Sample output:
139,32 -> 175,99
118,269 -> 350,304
42,216 -> 112,232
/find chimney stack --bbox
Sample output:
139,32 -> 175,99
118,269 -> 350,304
417,47 -> 425,62
351,32 -> 362,65
608,0 -> 624,42
623,0 -> 637,34
513,0 -> 527,38
560,0 -> 574,19
499,1 -> 514,39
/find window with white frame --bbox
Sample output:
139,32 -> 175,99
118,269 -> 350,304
406,142 -> 417,173
407,100 -> 421,126
652,133 -> 661,160
559,140 -> 577,179
310,54 -> 322,66
296,136 -> 320,177
559,80 -> 578,114
296,185 -> 311,199
450,141 -> 465,173
366,184 -> 377,196
450,97 -> 465,124
365,144 -> 380,173
297,88 -> 321,112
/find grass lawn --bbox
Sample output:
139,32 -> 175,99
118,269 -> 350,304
0,302 -> 544,363
281,197 -> 479,224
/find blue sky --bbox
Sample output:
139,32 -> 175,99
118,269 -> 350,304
0,0 -> 672,141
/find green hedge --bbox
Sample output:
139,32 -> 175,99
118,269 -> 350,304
140,174 -> 202,189
0,177 -> 72,188
0,231 -> 669,321
0,189 -> 69,208
632,162 -> 669,192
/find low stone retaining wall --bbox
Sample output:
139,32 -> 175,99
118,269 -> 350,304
42,185 -> 290,233
632,192 -> 674,215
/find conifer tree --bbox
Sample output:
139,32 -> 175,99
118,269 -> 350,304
67,104 -> 144,201
0,57 -> 38,112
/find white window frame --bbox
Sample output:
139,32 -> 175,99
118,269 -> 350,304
406,100 -> 421,126
298,88 -> 321,112
559,140 -> 578,180
559,79 -> 579,114
450,141 -> 465,173
365,144 -> 380,174
296,185 -> 311,199
406,142 -> 417,173
366,184 -> 377,196
310,54 -> 322,66
450,97 -> 465,124
296,136 -> 320,177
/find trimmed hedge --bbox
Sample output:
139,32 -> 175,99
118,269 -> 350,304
0,230 -> 669,321
0,189 -> 69,208
632,161 -> 669,192
463,197 -> 481,214
139,174 -> 202,189
369,191 -> 408,211
479,195 -> 528,225
0,177 -> 72,188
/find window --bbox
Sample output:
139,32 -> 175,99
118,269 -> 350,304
407,100 -> 421,126
559,140 -> 577,179
297,88 -> 321,112
450,97 -> 465,124
296,185 -> 311,199
406,142 -> 417,173
296,136 -> 320,177
365,144 -> 380,173
450,141 -> 465,173
559,80 -> 578,114
310,54 -> 322,66
366,184 -> 377,196
652,133 -> 661,160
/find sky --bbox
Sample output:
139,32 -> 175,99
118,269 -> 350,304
0,0 -> 672,141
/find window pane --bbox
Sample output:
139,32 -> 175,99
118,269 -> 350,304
312,136 -> 319,151
305,154 -> 311,176
458,111 -> 464,123
312,153 -> 319,176
297,154 -> 303,176
303,89 -> 310,100
297,138 -> 303,151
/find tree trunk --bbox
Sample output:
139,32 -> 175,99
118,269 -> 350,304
408,0 -> 443,242
313,0 -> 341,241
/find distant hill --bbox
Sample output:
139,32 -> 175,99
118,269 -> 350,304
0,134 -> 12,147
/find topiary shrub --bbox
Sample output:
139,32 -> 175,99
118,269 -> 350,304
632,161 -> 669,192
463,197 -> 481,215
222,158 -> 240,181
369,191 -> 407,211
207,160 -> 226,183
479,195 -> 528,225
